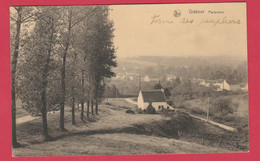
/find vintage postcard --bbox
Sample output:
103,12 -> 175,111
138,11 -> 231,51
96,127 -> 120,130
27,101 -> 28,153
10,2 -> 248,156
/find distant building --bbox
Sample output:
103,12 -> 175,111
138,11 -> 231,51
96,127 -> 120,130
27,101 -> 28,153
166,75 -> 176,82
225,82 -> 248,92
240,83 -> 248,91
141,75 -> 160,82
201,79 -> 230,91
192,78 -> 205,85
230,84 -> 241,91
138,89 -> 167,111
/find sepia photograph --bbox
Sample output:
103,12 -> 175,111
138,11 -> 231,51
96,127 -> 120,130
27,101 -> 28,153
10,3 -> 249,156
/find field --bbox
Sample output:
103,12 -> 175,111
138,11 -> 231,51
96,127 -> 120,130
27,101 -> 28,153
171,93 -> 249,151
13,98 -> 248,156
177,93 -> 249,127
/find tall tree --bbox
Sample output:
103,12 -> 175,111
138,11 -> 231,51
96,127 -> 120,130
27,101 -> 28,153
10,6 -> 37,148
60,6 -> 97,122
17,6 -> 60,141
82,6 -> 117,115
59,8 -> 72,131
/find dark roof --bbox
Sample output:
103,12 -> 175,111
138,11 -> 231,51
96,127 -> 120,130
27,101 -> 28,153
141,90 -> 166,103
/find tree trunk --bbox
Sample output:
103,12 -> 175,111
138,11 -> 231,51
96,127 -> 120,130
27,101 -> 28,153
81,101 -> 84,120
40,94 -> 49,141
41,60 -> 50,141
91,99 -> 94,115
11,7 -> 22,148
40,17 -> 54,141
80,70 -> 84,120
71,96 -> 75,125
60,10 -> 72,131
95,98 -> 98,115
87,100 -> 90,118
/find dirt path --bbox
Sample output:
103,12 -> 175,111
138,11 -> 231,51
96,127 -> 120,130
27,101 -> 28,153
125,98 -> 237,132
16,111 -> 59,125
189,114 -> 237,132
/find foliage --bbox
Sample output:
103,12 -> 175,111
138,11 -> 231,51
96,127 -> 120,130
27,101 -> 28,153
12,6 -> 117,139
211,97 -> 237,115
153,83 -> 162,89
125,109 -> 135,114
17,6 -> 61,115
105,85 -> 120,98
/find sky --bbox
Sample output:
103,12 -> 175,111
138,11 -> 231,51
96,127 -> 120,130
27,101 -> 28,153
109,3 -> 247,59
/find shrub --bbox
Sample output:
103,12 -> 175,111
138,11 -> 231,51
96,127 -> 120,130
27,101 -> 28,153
125,109 -> 135,114
211,98 -> 235,115
189,108 -> 205,115
152,111 -> 197,138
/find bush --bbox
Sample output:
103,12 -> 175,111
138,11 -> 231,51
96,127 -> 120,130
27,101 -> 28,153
151,111 -> 197,138
211,98 -> 235,115
189,108 -> 205,115
125,109 -> 135,114
136,109 -> 145,114
173,112 -> 197,132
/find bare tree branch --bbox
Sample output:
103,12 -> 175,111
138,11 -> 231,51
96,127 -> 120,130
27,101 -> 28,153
71,7 -> 98,28
57,41 -> 66,51
14,7 -> 19,11
21,12 -> 37,23
10,16 -> 17,22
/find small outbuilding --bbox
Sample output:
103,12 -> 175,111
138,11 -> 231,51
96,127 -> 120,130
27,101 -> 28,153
137,89 -> 167,111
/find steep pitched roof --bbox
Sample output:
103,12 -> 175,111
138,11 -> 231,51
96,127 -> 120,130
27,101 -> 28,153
141,90 -> 166,103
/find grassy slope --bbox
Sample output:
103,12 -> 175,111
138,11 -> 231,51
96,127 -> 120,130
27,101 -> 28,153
13,98 -> 230,156
172,94 -> 249,151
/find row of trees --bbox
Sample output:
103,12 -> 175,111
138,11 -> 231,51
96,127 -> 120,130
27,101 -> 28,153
11,6 -> 117,147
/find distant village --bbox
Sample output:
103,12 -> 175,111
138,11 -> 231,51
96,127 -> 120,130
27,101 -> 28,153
111,72 -> 248,93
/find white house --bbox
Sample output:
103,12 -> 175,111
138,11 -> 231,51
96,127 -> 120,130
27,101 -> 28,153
138,89 -> 168,111
166,75 -> 176,82
202,79 -> 230,91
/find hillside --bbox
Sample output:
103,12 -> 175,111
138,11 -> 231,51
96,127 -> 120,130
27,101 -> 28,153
13,98 -> 234,156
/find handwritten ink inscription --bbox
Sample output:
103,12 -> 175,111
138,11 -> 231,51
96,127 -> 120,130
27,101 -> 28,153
180,18 -> 194,24
199,16 -> 241,26
151,14 -> 240,27
151,14 -> 194,25
151,14 -> 174,24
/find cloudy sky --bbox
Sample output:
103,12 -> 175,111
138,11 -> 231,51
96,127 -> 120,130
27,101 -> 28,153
109,3 -> 247,59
